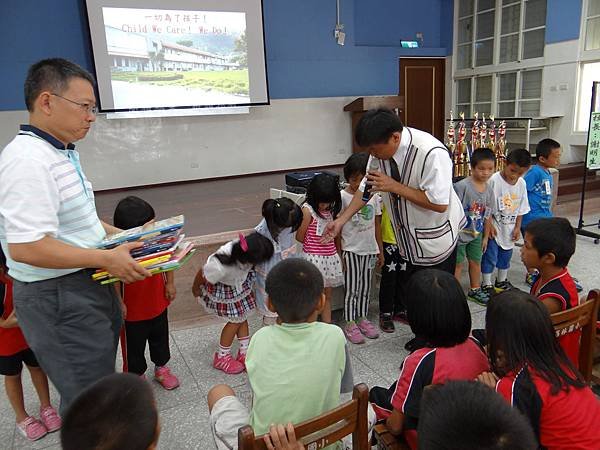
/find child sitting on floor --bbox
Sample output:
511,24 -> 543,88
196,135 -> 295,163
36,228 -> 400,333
206,258 -> 353,450
478,290 -> 600,450
339,152 -> 383,344
193,232 -> 273,374
61,373 -> 160,450
0,248 -> 61,442
113,196 -> 179,390
369,269 -> 489,450
254,198 -> 302,326
520,217 -> 581,367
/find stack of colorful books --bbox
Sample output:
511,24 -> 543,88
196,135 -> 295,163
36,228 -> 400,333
92,215 -> 196,284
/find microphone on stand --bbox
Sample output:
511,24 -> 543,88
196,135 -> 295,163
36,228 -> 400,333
362,158 -> 380,202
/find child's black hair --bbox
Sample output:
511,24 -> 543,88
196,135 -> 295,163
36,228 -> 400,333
525,217 -> 575,267
506,148 -> 532,168
305,173 -> 342,219
536,138 -> 560,160
261,198 -> 303,241
470,147 -> 496,168
405,269 -> 471,347
61,373 -> 158,450
265,258 -> 323,323
343,152 -> 369,181
418,381 -> 537,450
486,290 -> 585,395
214,232 -> 274,266
113,196 -> 155,230
355,108 -> 404,147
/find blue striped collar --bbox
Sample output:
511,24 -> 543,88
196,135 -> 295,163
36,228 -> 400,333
19,125 -> 75,150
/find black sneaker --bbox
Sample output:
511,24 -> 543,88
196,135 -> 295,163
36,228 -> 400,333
379,314 -> 395,333
467,288 -> 490,306
482,285 -> 496,298
494,280 -> 515,292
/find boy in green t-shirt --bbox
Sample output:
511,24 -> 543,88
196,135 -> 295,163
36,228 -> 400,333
207,259 -> 353,450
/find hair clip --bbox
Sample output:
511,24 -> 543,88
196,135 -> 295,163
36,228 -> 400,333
239,233 -> 248,252
275,201 -> 281,207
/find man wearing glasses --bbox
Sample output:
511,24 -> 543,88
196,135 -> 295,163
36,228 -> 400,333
0,58 -> 150,414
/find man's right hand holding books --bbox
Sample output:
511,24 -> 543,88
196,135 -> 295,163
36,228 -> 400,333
101,242 -> 151,283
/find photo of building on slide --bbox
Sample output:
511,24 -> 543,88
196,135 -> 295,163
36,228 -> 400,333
102,8 -> 249,109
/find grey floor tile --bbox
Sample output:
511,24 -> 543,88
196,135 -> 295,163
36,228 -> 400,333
12,430 -> 61,450
148,342 -> 204,413
171,325 -> 250,392
348,356 -> 389,391
351,336 -> 410,385
156,399 -> 215,450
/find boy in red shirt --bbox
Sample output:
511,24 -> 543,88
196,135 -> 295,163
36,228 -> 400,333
0,249 -> 61,441
113,196 -> 179,390
520,217 -> 581,367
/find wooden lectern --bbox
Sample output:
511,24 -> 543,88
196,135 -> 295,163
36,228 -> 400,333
344,96 -> 404,153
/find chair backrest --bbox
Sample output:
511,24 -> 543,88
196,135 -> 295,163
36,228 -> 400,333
238,383 -> 370,450
551,289 -> 600,383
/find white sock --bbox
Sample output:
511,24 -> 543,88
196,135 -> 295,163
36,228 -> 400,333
497,269 -> 508,282
238,336 -> 250,356
482,273 -> 492,286
217,344 -> 231,358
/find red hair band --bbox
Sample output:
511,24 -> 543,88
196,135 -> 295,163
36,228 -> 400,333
239,233 -> 248,252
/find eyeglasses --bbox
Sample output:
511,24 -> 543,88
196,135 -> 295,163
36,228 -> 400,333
51,93 -> 98,115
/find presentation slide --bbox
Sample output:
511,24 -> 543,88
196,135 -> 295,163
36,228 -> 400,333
86,0 -> 268,113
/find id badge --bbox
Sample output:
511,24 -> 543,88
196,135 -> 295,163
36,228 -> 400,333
544,179 -> 552,195
368,256 -> 377,269
316,218 -> 326,236
497,195 -> 506,211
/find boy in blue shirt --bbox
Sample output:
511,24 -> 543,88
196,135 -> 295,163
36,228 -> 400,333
522,139 -> 561,286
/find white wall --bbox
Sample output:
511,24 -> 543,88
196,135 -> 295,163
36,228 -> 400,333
541,40 -> 587,163
0,97 -> 355,190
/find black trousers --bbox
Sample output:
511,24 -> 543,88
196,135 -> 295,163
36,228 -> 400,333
379,243 -> 458,315
124,309 -> 170,375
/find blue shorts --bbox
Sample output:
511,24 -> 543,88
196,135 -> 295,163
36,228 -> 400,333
481,238 -> 512,273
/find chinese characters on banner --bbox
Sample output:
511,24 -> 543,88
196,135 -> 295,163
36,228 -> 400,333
587,112 -> 600,170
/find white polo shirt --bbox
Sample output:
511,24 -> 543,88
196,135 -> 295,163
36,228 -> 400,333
0,125 -> 106,282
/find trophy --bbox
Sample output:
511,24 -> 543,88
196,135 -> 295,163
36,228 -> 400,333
495,120 -> 507,171
447,110 -> 456,167
488,115 -> 496,152
455,112 -> 469,178
479,113 -> 488,148
471,112 -> 480,152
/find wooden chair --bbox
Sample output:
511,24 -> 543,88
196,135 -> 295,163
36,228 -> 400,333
372,424 -> 411,450
551,289 -> 600,384
238,383 -> 369,450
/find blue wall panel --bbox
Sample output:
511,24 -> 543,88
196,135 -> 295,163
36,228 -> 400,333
545,0 -> 582,44
0,0 -> 454,110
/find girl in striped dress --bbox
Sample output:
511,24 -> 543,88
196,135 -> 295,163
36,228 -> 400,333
296,173 -> 344,323
192,233 -> 273,374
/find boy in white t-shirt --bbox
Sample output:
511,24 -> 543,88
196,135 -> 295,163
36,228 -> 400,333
481,148 -> 531,296
338,153 -> 384,344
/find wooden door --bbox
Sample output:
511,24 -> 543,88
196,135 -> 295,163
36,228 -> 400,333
399,58 -> 445,141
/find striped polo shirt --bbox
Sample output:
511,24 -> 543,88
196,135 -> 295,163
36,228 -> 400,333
0,125 -> 106,282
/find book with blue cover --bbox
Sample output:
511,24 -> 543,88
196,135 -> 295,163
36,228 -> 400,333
98,215 -> 184,249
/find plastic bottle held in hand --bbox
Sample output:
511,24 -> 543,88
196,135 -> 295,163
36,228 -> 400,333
362,158 -> 380,201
